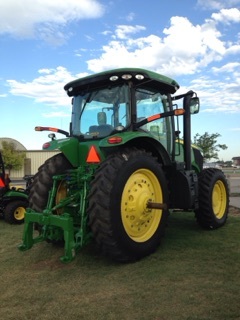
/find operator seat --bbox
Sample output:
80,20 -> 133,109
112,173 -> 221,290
97,111 -> 114,137
98,124 -> 114,137
89,125 -> 98,134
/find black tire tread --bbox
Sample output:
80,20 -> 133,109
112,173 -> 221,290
29,154 -> 72,212
195,168 -> 229,229
88,148 -> 168,262
4,200 -> 28,224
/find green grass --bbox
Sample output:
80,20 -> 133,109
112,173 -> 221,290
1,211 -> 240,320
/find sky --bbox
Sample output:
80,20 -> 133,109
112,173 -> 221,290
0,0 -> 240,161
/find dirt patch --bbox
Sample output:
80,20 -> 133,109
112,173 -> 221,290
229,205 -> 240,216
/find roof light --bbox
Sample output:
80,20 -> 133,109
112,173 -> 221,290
135,74 -> 144,80
68,87 -> 73,92
122,74 -> 132,80
110,75 -> 119,81
108,136 -> 122,144
86,146 -> 101,163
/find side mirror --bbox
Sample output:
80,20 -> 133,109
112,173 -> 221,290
190,97 -> 200,114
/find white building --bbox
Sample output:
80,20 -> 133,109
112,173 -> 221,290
0,137 -> 59,179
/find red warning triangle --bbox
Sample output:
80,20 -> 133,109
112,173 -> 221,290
86,146 -> 101,163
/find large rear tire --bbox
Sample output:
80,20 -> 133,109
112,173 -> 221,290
88,148 -> 169,262
29,154 -> 72,212
195,168 -> 229,229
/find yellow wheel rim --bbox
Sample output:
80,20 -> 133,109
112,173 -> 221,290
55,181 -> 67,215
14,207 -> 26,220
121,168 -> 163,243
212,180 -> 227,219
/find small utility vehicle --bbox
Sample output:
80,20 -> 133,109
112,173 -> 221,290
0,152 -> 29,224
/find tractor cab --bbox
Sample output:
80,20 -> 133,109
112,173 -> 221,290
67,70 -> 176,137
67,68 -> 199,164
70,83 -> 173,137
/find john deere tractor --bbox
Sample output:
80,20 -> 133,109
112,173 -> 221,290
19,68 -> 229,262
0,152 -> 29,224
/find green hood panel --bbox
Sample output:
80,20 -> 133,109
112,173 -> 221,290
4,190 -> 28,199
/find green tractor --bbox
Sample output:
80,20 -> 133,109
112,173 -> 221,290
0,152 -> 29,224
19,68 -> 229,262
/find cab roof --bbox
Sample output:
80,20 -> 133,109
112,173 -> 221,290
64,68 -> 180,96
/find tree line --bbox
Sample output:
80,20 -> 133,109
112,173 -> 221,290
193,132 -> 228,162
0,141 -> 26,175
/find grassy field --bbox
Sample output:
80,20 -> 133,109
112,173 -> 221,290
1,208 -> 240,320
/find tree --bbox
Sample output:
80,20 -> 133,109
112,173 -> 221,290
193,132 -> 228,162
0,141 -> 26,175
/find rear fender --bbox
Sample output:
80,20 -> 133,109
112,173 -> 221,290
1,191 -> 28,208
42,137 -> 79,167
3,190 -> 28,199
99,133 -> 172,166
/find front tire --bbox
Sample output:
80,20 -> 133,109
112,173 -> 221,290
88,148 -> 169,262
195,168 -> 229,229
4,200 -> 27,224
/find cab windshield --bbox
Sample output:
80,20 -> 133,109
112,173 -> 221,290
71,84 -> 130,139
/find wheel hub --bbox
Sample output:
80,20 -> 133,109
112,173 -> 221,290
14,207 -> 26,220
212,180 -> 227,219
121,169 -> 163,242
55,181 -> 68,215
